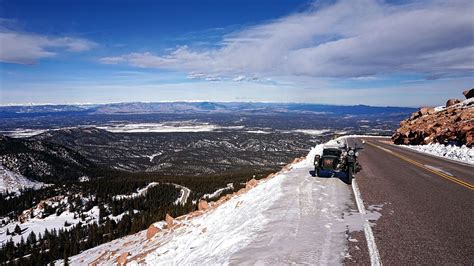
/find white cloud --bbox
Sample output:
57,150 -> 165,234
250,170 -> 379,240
99,0 -> 474,79
0,24 -> 97,64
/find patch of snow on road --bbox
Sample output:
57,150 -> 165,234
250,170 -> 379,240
113,182 -> 159,200
202,183 -> 234,200
402,143 -> 474,165
146,152 -> 162,162
173,184 -> 191,205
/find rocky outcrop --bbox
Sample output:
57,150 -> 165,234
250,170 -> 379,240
146,224 -> 161,240
245,178 -> 258,189
446,99 -> 461,107
198,200 -> 209,211
392,92 -> 474,147
165,214 -> 174,228
463,89 -> 474,99
117,252 -> 129,265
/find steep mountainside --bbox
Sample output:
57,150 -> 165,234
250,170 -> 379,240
392,89 -> 474,147
0,135 -> 96,182
0,163 -> 46,195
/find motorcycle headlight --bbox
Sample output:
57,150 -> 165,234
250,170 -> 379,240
348,150 -> 355,156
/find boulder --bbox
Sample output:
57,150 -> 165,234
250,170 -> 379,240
117,252 -> 129,265
419,107 -> 431,116
463,89 -> 474,99
466,131 -> 474,147
165,214 -> 174,228
245,178 -> 258,189
146,224 -> 160,240
446,99 -> 461,107
198,200 -> 209,211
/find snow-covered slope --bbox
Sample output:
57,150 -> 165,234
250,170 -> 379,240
401,143 -> 474,165
0,196 -> 100,245
0,163 -> 45,195
66,140 -> 377,265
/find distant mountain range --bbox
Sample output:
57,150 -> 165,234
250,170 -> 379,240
0,102 -> 417,118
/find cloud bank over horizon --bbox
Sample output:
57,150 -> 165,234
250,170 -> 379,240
100,0 -> 474,81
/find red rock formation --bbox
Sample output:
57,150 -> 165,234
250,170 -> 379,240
245,178 -> 258,189
198,200 -> 209,211
392,92 -> 474,147
117,252 -> 129,265
165,214 -> 174,228
146,224 -> 160,240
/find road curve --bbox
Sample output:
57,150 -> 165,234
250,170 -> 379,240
346,137 -> 474,264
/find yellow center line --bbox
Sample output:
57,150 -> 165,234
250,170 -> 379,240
365,141 -> 474,191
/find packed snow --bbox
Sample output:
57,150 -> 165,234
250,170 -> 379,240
401,143 -> 474,165
0,163 -> 46,195
66,138 -> 380,265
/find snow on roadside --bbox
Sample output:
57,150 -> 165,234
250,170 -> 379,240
401,143 -> 474,165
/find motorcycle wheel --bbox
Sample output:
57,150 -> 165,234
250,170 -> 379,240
347,166 -> 353,185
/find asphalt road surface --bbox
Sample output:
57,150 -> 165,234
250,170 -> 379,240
346,137 -> 474,265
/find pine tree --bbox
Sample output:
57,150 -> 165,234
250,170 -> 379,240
14,224 -> 21,235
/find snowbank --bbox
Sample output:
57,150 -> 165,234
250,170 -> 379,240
401,143 -> 474,165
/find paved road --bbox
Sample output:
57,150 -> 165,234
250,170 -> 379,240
346,137 -> 474,264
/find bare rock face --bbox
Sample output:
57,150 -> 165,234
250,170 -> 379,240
392,93 -> 474,147
198,200 -> 209,211
117,252 -> 130,265
446,99 -> 461,107
146,224 -> 160,240
463,89 -> 474,99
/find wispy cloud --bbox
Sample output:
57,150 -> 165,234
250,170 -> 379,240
99,0 -> 474,80
0,20 -> 97,64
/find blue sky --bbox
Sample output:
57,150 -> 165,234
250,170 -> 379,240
0,0 -> 473,107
